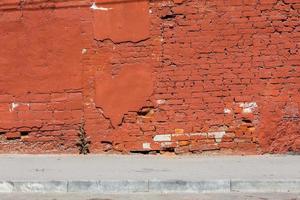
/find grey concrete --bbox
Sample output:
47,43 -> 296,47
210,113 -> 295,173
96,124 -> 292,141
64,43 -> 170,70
13,181 -> 67,193
0,193 -> 300,200
0,155 -> 299,193
231,180 -> 300,193
148,180 -> 230,193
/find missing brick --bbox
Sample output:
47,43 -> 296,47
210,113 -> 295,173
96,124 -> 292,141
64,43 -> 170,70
130,150 -> 152,154
161,147 -> 175,153
242,119 -> 252,124
100,141 -> 113,152
137,107 -> 154,117
20,131 -> 30,136
161,14 -> 176,20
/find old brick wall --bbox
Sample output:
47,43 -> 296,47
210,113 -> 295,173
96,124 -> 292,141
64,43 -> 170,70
0,0 -> 299,154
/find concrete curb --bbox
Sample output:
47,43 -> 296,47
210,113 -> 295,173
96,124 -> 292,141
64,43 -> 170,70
0,179 -> 300,193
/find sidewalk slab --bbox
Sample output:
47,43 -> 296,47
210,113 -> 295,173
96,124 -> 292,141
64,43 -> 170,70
0,155 -> 299,193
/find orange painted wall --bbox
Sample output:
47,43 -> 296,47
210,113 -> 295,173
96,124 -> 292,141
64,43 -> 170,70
0,0 -> 299,154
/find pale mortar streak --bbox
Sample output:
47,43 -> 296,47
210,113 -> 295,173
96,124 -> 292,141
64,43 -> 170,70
90,2 -> 112,11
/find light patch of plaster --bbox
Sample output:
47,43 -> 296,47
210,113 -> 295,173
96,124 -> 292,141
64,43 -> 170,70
208,131 -> 226,143
239,102 -> 257,113
224,108 -> 232,114
9,102 -> 30,112
9,102 -> 19,112
142,143 -> 151,150
90,2 -> 112,11
156,99 -> 166,105
81,48 -> 87,54
153,134 -> 171,142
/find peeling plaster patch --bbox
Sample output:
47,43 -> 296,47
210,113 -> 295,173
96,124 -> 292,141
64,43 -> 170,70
95,64 -> 153,127
142,143 -> 151,150
156,99 -> 166,105
208,131 -> 226,143
224,108 -> 231,114
90,2 -> 112,11
240,102 -> 257,113
153,134 -> 171,142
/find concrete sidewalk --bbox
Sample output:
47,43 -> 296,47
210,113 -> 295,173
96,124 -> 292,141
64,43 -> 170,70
0,155 -> 299,193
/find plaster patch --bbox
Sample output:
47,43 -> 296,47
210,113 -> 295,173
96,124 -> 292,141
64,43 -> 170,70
81,48 -> 87,54
10,102 -> 19,112
224,108 -> 232,114
95,64 -> 153,127
92,0 -> 150,43
90,2 -> 112,11
240,102 -> 257,113
153,134 -> 171,142
9,102 -> 30,112
142,143 -> 151,150
156,99 -> 166,105
208,131 -> 226,143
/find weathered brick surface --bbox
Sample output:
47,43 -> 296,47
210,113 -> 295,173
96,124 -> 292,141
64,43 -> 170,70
0,0 -> 299,154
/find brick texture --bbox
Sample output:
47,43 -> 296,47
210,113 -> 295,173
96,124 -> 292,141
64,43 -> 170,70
0,0 -> 299,154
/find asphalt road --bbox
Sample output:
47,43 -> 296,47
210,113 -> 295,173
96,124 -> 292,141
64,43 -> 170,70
0,193 -> 299,200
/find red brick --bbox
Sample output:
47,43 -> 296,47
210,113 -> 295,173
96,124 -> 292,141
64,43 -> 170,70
5,132 -> 21,140
0,0 -> 299,155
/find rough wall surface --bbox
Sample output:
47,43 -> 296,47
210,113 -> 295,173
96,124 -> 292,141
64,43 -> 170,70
0,0 -> 299,154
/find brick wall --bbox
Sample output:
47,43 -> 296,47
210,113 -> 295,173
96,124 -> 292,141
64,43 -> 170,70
0,0 -> 299,154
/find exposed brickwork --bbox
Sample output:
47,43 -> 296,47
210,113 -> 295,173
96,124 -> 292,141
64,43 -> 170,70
0,0 -> 299,154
